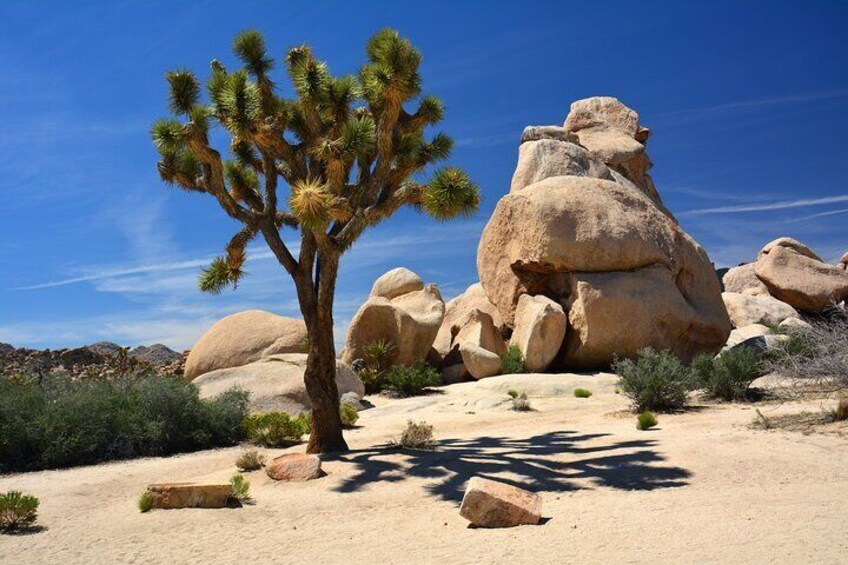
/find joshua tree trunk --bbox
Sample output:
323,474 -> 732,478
300,251 -> 348,453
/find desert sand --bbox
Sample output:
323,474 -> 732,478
2,373 -> 847,564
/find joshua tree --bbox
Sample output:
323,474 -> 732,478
151,30 -> 479,453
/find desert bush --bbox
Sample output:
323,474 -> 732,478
396,420 -> 436,449
235,449 -> 266,472
691,347 -> 765,401
229,474 -> 251,502
573,388 -> 592,398
137,491 -> 154,513
613,348 -> 690,412
357,340 -> 397,394
340,402 -> 359,428
500,345 -> 527,375
383,362 -> 441,397
0,373 -> 249,472
765,318 -> 848,396
243,412 -> 309,447
636,411 -> 658,431
508,390 -> 532,411
0,491 -> 39,532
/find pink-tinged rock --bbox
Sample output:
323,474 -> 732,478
145,483 -> 231,509
459,477 -> 542,528
265,453 -> 322,481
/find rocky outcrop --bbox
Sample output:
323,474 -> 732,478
459,477 -> 542,528
193,353 -> 364,415
0,341 -> 184,379
509,295 -> 566,372
184,310 -> 308,380
722,292 -> 798,328
343,270 -> 445,367
839,252 -> 848,271
478,98 -> 731,369
755,244 -> 848,312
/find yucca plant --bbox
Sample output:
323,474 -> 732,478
152,30 -> 479,453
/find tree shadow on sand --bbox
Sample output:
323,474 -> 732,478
324,431 -> 691,502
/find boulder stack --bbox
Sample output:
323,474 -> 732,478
342,268 -> 445,367
476,97 -> 731,369
722,237 -> 848,315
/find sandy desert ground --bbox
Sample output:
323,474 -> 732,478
2,373 -> 847,565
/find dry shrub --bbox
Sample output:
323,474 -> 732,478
395,420 -> 435,449
765,317 -> 848,397
235,449 -> 266,471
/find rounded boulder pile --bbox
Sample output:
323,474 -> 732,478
476,97 -> 732,369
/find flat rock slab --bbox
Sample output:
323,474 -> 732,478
265,453 -> 323,481
146,483 -> 231,509
459,476 -> 542,528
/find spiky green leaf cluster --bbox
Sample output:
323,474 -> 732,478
233,30 -> 274,77
420,167 -> 480,220
166,70 -> 200,115
360,29 -> 422,104
199,256 -> 244,294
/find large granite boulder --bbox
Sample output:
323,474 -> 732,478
185,310 -> 308,380
722,263 -> 769,296
477,97 -> 731,368
509,294 -> 566,372
511,136 -> 610,193
755,244 -> 848,312
722,292 -> 798,328
369,267 -> 424,300
343,270 -> 445,367
432,283 -> 503,363
193,353 -> 364,415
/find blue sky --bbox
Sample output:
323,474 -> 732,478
1,0 -> 847,350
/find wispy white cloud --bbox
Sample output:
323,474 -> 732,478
680,195 -> 848,217
7,220 -> 484,349
652,89 -> 848,123
786,207 -> 848,223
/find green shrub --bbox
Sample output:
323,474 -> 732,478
0,374 -> 249,472
395,420 -> 436,449
340,402 -> 359,428
0,491 -> 39,532
507,388 -> 519,399
573,388 -> 592,398
692,347 -> 765,401
243,411 -> 309,447
636,411 -> 658,431
229,474 -> 251,501
500,345 -> 526,375
358,340 -> 397,393
613,348 -> 690,412
384,362 -> 441,397
510,391 -> 532,411
137,491 -> 154,513
235,449 -> 266,472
